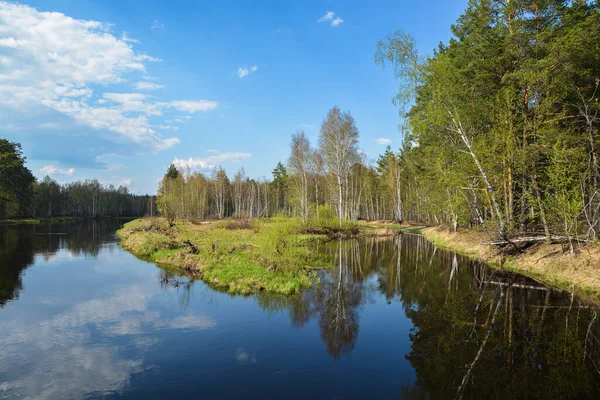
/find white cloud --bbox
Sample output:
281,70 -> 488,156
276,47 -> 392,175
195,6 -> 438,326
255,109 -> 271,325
331,17 -> 344,27
0,2 -> 217,153
151,19 -> 164,31
173,151 -> 253,170
237,65 -> 258,78
317,11 -> 343,27
134,81 -> 165,91
154,137 -> 181,151
41,165 -> 75,176
317,11 -> 334,22
167,100 -> 219,112
118,178 -> 132,186
375,138 -> 392,145
121,31 -> 140,44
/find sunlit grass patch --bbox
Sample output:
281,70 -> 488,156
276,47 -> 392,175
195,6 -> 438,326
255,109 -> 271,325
117,217 -> 325,295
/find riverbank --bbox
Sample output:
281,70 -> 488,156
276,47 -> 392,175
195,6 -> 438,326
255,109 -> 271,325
0,217 -> 73,225
0,216 -> 137,225
117,217 -> 410,295
421,226 -> 600,298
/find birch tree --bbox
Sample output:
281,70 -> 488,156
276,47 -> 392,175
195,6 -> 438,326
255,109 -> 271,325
319,107 -> 360,222
288,131 -> 312,221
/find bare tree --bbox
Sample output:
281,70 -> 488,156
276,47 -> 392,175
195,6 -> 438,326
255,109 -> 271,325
288,131 -> 312,221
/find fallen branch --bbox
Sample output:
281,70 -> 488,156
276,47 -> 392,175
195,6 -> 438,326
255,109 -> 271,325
482,281 -> 547,291
183,239 -> 199,254
456,289 -> 504,399
303,265 -> 328,271
484,235 -> 592,245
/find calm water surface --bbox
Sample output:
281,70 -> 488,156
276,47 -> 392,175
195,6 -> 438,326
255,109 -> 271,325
0,221 -> 599,399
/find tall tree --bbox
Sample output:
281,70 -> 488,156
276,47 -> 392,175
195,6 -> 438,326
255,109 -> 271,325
319,107 -> 360,222
0,139 -> 35,218
288,131 -> 312,221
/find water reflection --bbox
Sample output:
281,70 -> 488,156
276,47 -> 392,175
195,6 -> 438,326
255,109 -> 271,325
1,223 -> 599,399
258,234 -> 600,397
0,220 -> 124,307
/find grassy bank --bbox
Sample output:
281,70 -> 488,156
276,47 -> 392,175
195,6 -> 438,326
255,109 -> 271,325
117,217 -> 409,295
421,226 -> 600,298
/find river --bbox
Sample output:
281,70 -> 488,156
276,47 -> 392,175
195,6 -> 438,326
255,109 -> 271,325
0,220 -> 599,399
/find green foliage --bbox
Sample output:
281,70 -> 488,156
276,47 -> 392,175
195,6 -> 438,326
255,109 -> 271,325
118,217 -> 319,295
376,0 -> 600,239
545,142 -> 585,239
0,139 -> 35,218
165,163 -> 179,179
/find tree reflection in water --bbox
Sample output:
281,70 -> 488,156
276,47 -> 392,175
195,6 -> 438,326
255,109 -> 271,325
258,234 -> 600,397
314,239 -> 363,359
4,222 -> 599,398
0,220 -> 126,307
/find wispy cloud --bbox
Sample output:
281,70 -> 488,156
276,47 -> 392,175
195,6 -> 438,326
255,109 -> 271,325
375,138 -> 392,145
317,11 -> 334,23
168,100 -> 219,112
151,19 -> 164,31
173,151 -> 253,170
134,81 -> 165,91
331,17 -> 344,27
317,11 -> 344,27
118,178 -> 132,186
0,2 -> 218,153
237,65 -> 258,79
121,32 -> 140,44
41,165 -> 75,176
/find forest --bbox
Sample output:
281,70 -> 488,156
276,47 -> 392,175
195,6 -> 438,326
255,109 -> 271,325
156,0 -> 600,249
0,139 -> 153,219
2,0 -> 599,248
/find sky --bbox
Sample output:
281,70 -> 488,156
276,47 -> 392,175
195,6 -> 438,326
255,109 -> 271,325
0,0 -> 468,195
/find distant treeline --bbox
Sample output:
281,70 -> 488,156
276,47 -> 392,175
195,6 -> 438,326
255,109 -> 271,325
156,108 -> 414,224
0,139 -> 152,219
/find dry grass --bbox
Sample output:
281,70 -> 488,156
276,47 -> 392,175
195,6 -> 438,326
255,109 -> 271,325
422,226 -> 600,299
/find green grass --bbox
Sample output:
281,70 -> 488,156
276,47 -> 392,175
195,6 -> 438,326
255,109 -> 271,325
117,216 -> 413,296
117,217 -> 329,295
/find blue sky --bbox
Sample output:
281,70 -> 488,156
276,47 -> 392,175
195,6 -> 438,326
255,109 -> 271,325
0,0 -> 468,194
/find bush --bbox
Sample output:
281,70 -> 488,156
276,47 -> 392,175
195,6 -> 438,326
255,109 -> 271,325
223,219 -> 255,230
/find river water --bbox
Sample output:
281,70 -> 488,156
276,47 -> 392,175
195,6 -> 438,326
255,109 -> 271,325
0,220 -> 599,399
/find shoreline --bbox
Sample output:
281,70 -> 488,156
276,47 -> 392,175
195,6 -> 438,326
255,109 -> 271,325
116,217 -> 600,300
116,218 -> 413,296
117,218 -> 323,295
420,226 -> 600,299
0,216 -> 137,225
